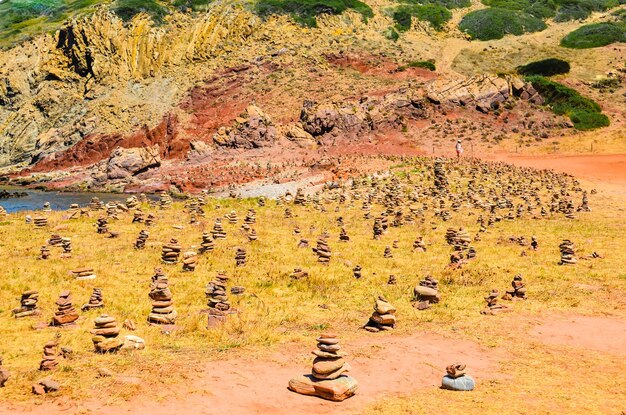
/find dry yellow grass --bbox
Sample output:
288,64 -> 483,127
0,157 -> 625,412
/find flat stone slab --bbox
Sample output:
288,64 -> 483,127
288,374 -> 358,401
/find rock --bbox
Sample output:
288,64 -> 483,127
212,105 -> 276,149
288,375 -> 358,402
97,367 -> 114,377
106,146 -> 161,180
441,374 -> 475,391
121,335 -> 146,350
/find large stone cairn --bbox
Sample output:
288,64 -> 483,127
71,267 -> 96,280
441,363 -> 475,391
81,288 -> 104,311
413,236 -> 427,252
413,276 -> 441,310
244,209 -> 256,224
50,291 -> 79,326
480,289 -> 511,315
126,196 -> 139,210
12,290 -> 40,318
383,246 -> 393,258
133,211 -> 145,223
0,356 -> 9,387
96,216 -> 108,234
433,158 -> 449,193
89,197 -> 104,210
559,239 -> 577,265
199,232 -> 215,253
212,218 -> 226,239
205,273 -> 231,326
288,333 -> 358,402
145,213 -> 156,226
339,227 -> 350,242
61,237 -> 72,255
247,227 -> 258,241
48,234 -> 63,246
135,230 -> 149,249
39,338 -> 60,371
91,315 -> 123,353
502,274 -> 527,300
313,238 -> 331,263
372,217 -> 383,239
34,217 -> 48,228
161,238 -> 182,264
182,251 -> 198,272
577,191 -> 591,212
159,193 -> 173,209
226,210 -> 238,224
364,296 -> 397,332
147,272 -> 177,324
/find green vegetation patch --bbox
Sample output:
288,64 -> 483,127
255,0 -> 373,27
172,0 -> 213,11
560,22 -> 626,49
527,76 -> 610,130
113,0 -> 169,22
392,4 -> 452,31
459,8 -> 546,40
398,59 -> 436,71
517,58 -> 570,77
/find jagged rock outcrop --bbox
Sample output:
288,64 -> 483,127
104,146 -> 161,179
212,105 -> 277,149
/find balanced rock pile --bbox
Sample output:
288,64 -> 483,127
39,338 -> 60,371
413,236 -> 426,252
244,209 -> 256,224
413,276 -> 441,310
12,290 -> 40,318
235,247 -> 247,266
480,289 -> 511,315
161,238 -> 182,264
313,238 -> 331,264
339,228 -> 350,242
383,246 -> 393,258
182,251 -> 198,272
433,158 -> 449,192
61,238 -> 72,255
89,197 -> 104,210
147,273 -> 177,324
81,288 -> 104,311
226,210 -> 238,224
50,291 -> 79,326
40,245 -> 50,259
91,315 -> 123,353
502,274 -> 527,300
288,334 -> 358,402
159,193 -> 173,209
441,363 -> 475,391
364,296 -> 397,332
96,217 -> 108,234
71,267 -> 96,280
353,265 -> 362,279
199,232 -> 215,253
290,268 -> 309,280
212,218 -> 227,239
34,217 -> 48,228
48,234 -> 63,246
0,356 -> 8,387
0,206 -> 6,218
559,239 -> 577,265
205,273 -> 231,326
145,213 -> 156,226
133,211 -> 144,223
135,230 -> 149,249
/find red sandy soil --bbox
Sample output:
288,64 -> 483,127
0,332 -> 499,415
531,315 -> 626,355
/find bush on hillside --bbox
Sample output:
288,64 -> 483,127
459,8 -> 546,40
113,0 -> 169,22
392,4 -> 452,31
560,22 -> 626,48
517,58 -> 570,76
400,0 -> 471,9
398,60 -> 436,71
255,0 -> 373,27
173,0 -> 213,11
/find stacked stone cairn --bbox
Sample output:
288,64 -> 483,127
205,273 -> 231,326
502,274 -> 527,300
313,238 -> 331,264
235,247 -> 247,266
364,296 -> 397,332
413,276 -> 441,310
288,334 -> 358,402
433,158 -> 449,193
413,236 -> 427,252
182,251 -> 198,272
353,265 -> 362,279
441,363 -> 475,391
531,236 -> 538,250
91,315 -> 123,353
159,193 -> 173,209
48,234 -> 63,246
81,288 -> 104,311
60,238 -> 72,256
244,209 -> 256,224
0,356 -> 8,387
126,196 -> 139,209
147,272 -> 177,324
12,290 -> 40,318
199,232 -> 215,253
284,207 -> 293,218
89,197 -> 104,210
40,245 -> 50,259
42,202 -> 52,212
387,274 -> 397,285
373,218 -> 383,239
383,246 -> 393,258
145,213 -> 156,226
225,210 -> 238,224
34,217 -> 48,228
212,218 -> 226,239
480,289 -> 511,315
161,238 -> 182,264
50,291 -> 79,326
339,228 -> 350,242
39,338 -> 60,370
294,188 -> 307,205
298,238 -> 309,248
96,217 -> 108,234
290,268 -> 309,280
71,267 -> 96,280
133,211 -> 145,223
135,230 -> 149,249
559,239 -> 577,265
247,227 -> 258,241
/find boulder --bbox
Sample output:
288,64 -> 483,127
106,146 -> 161,180
441,374 -> 475,391
288,375 -> 358,401
212,105 -> 276,149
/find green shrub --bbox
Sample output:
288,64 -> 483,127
393,4 -> 451,31
384,26 -> 400,41
560,22 -> 626,48
398,60 -> 436,71
255,0 -> 373,27
527,76 -> 609,130
173,0 -> 213,11
113,0 -> 169,22
517,58 -> 570,76
459,8 -> 546,40
400,0 -> 471,9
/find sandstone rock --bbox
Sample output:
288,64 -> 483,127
212,105 -> 276,149
106,146 -> 160,180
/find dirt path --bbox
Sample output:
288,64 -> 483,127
0,332 -> 500,415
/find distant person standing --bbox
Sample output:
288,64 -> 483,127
455,139 -> 463,159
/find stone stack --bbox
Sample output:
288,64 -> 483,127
135,230 -> 149,249
373,218 -> 383,239
244,209 -> 256,224
205,273 -> 231,326
353,265 -> 362,279
226,210 -> 238,224
34,217 -> 48,228
298,238 -> 309,248
339,228 -> 350,242
199,232 -> 215,253
441,363 -> 475,391
71,267 -> 96,280
445,227 -> 458,245
126,196 -> 139,209
383,246 -> 393,258
313,238 -> 331,264
40,245 -> 51,260
91,315 -> 123,353
39,339 -> 60,371
12,290 -> 40,318
413,236 -> 427,252
96,217 -> 108,234
147,275 -> 177,324
159,193 -> 173,209
288,334 -> 358,401
454,228 -> 471,250
578,191 -> 591,212
0,206 -> 6,218
42,202 -> 52,212
161,238 -> 182,264
364,296 -> 397,332
133,211 -> 145,223
559,239 -> 577,265
235,247 -> 247,266
433,159 -> 449,193
212,219 -> 226,239
50,291 -> 79,326
182,251 -> 198,272
247,227 -> 258,242
290,268 -> 309,280
387,274 -> 397,285
531,236 -> 538,250
25,215 -> 32,224
284,208 -> 293,218
413,276 -> 441,310
294,188 -> 306,205
145,213 -> 156,226
89,197 -> 104,210
258,197 -> 266,207
480,289 -> 511,315
48,234 -> 63,246
82,288 -> 104,311
502,274 -> 527,300
0,356 -> 8,387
